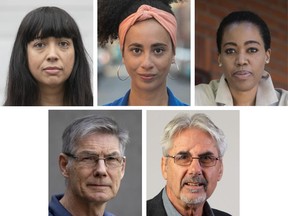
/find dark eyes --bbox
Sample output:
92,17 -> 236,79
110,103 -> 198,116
32,39 -> 71,49
224,47 -> 259,55
176,153 -> 190,160
130,47 -> 165,55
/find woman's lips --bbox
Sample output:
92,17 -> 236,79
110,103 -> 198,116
43,66 -> 62,75
233,70 -> 252,79
138,73 -> 156,81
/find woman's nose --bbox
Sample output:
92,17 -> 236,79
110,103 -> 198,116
235,53 -> 248,66
140,53 -> 153,70
46,44 -> 59,62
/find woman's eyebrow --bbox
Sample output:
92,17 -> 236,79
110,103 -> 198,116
128,43 -> 143,48
244,40 -> 261,46
223,40 -> 261,47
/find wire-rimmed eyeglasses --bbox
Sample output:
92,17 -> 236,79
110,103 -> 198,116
166,153 -> 219,167
65,152 -> 126,169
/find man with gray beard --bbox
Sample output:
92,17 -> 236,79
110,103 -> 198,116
147,113 -> 231,216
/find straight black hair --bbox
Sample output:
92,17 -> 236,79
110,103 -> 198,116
216,11 -> 271,53
5,6 -> 93,106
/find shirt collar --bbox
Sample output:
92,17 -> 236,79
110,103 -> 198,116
215,71 -> 278,105
162,188 -> 182,216
162,188 -> 215,216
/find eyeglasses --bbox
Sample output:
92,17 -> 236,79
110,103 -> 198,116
166,153 -> 219,167
65,153 -> 126,169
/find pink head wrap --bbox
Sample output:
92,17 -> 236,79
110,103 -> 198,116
118,4 -> 177,50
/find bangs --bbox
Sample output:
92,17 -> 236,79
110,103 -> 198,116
22,7 -> 77,43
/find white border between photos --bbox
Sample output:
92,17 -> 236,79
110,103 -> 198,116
1,0 -> 288,214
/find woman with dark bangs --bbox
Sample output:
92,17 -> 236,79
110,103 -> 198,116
98,0 -> 188,106
4,6 -> 93,106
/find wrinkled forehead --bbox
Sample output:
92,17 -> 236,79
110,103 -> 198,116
170,128 -> 219,155
75,133 -> 121,153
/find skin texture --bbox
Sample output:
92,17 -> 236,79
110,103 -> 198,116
59,134 -> 126,216
218,22 -> 271,106
122,19 -> 175,105
27,37 -> 75,105
162,128 -> 223,216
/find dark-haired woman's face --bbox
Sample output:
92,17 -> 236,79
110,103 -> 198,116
27,37 -> 75,89
218,22 -> 271,94
122,19 -> 174,93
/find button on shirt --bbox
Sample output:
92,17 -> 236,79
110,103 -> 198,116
195,72 -> 288,106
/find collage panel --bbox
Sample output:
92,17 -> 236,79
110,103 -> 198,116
0,0 -> 93,106
97,0 -> 191,106
48,109 -> 142,215
0,0 -> 287,215
195,0 -> 288,106
147,110 -> 239,215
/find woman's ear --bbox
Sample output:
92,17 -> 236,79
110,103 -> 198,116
217,55 -> 222,67
265,48 -> 271,64
59,153 -> 70,178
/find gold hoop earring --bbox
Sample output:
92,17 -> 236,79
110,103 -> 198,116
116,64 -> 129,81
168,62 -> 180,80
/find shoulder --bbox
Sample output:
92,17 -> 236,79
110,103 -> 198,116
147,190 -> 167,216
104,97 -> 126,106
195,80 -> 220,105
275,88 -> 288,106
103,211 -> 116,216
167,88 -> 188,106
49,194 -> 72,216
104,90 -> 130,106
212,208 -> 232,216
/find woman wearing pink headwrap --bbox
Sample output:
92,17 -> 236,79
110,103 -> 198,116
98,0 -> 188,106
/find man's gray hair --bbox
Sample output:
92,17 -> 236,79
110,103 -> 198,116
62,115 -> 129,155
161,113 -> 227,157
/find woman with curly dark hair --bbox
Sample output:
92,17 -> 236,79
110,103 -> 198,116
98,0 -> 188,106
4,6 -> 93,106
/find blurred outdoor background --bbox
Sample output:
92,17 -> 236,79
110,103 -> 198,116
97,1 -> 191,105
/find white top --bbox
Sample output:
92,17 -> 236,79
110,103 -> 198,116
195,71 -> 288,106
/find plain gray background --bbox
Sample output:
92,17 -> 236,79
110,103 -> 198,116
0,0 -> 93,104
49,110 -> 142,215
147,110 -> 239,216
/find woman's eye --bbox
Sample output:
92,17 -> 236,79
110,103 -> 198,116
154,48 -> 165,55
248,47 -> 258,53
59,41 -> 70,48
131,48 -> 141,54
33,41 -> 45,49
224,48 -> 236,55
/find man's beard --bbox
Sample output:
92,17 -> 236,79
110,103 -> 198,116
180,175 -> 208,206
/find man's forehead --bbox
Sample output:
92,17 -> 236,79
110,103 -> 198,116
76,133 -> 120,150
170,128 -> 218,153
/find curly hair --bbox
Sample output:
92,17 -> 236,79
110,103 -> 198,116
98,0 -> 183,47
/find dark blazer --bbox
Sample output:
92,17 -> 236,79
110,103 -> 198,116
147,189 -> 232,216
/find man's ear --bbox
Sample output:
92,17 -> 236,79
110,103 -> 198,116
59,153 -> 70,178
120,157 -> 126,179
217,160 -> 224,181
161,157 -> 168,180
